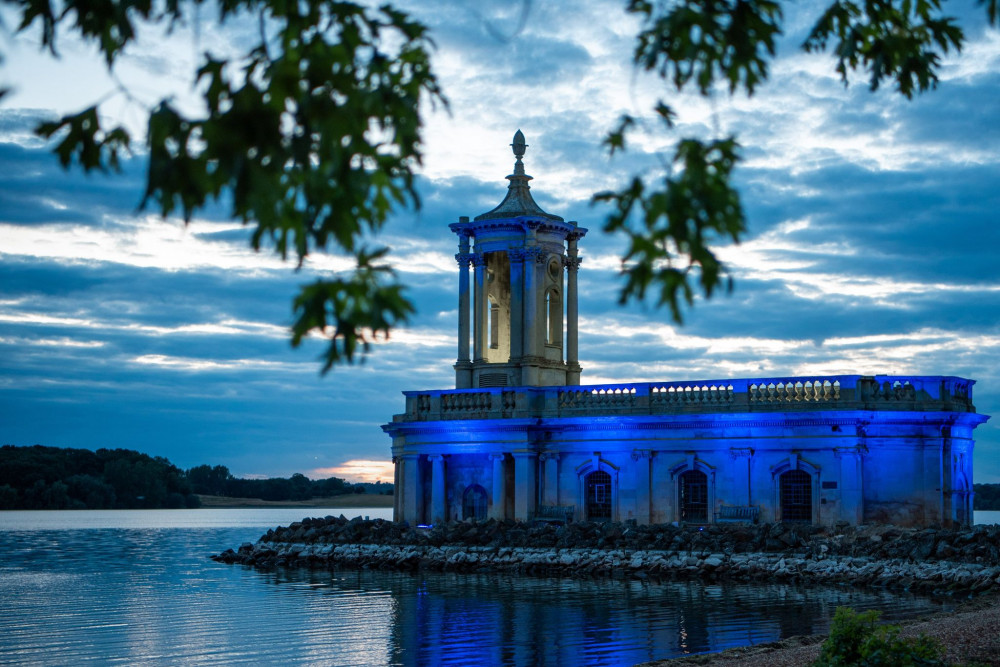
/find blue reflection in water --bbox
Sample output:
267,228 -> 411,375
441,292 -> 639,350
0,510 -> 954,666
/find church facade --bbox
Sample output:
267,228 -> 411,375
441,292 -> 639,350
383,132 -> 988,528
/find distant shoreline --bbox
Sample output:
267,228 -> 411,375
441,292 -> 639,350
196,494 -> 394,509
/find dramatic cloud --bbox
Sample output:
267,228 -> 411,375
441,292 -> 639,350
1,0 -> 998,481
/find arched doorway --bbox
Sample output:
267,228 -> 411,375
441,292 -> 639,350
585,470 -> 612,520
679,470 -> 708,522
462,484 -> 488,520
780,470 -> 812,522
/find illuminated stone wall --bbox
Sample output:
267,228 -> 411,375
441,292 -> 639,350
384,376 -> 987,527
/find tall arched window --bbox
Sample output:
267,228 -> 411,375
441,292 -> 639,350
462,484 -> 488,520
585,470 -> 611,520
545,289 -> 562,346
489,298 -> 499,349
679,470 -> 708,522
780,470 -> 812,522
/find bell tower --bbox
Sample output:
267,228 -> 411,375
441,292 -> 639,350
451,131 -> 587,389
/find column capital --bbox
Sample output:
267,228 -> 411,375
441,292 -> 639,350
564,256 -> 582,271
508,248 -> 527,263
427,454 -> 446,463
539,453 -> 560,462
524,247 -> 547,263
511,451 -> 538,460
470,253 -> 487,267
489,453 -> 506,462
456,252 -> 476,267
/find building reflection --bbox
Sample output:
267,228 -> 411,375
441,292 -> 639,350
247,568 -> 948,667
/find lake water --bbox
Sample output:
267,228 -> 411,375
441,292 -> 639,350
1,510 -> 994,666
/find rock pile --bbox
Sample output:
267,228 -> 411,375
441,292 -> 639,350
212,517 -> 1000,595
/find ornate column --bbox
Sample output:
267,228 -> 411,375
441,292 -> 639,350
472,253 -> 487,363
455,232 -> 473,388
541,453 -> 560,505
429,454 -> 446,524
523,251 -> 536,357
632,450 -> 651,524
401,454 -> 421,525
513,452 -> 538,520
566,236 -> 581,384
490,453 -> 506,520
509,249 -> 525,363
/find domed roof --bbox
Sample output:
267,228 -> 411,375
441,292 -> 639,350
474,130 -> 563,222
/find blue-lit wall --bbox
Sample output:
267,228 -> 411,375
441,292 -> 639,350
387,407 -> 986,527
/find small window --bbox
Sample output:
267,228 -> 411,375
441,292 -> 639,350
585,470 -> 612,520
463,485 -> 488,520
489,299 -> 499,349
546,289 -> 561,346
679,470 -> 708,523
781,470 -> 813,522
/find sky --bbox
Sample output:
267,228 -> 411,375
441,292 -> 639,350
1,1 -> 999,483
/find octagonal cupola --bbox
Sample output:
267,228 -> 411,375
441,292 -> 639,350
449,131 -> 587,389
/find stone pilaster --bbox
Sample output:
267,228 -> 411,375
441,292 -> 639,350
455,232 -> 473,388
472,253 -> 487,363
513,452 -> 538,520
632,449 -> 652,524
490,453 -> 507,520
401,454 -> 421,525
566,237 -> 581,384
429,454 -> 446,524
541,453 -> 560,505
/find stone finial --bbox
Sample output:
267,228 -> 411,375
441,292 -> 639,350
511,129 -> 526,159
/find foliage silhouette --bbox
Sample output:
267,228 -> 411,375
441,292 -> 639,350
3,0 -> 996,361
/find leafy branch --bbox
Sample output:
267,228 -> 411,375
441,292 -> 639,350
12,0 -> 445,370
600,0 -> 994,323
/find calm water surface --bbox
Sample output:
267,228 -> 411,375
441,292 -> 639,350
1,509 -> 989,666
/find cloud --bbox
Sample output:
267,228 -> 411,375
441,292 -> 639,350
1,0 -> 999,482
312,460 -> 395,484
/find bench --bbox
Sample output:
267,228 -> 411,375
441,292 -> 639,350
531,504 -> 575,524
714,505 -> 760,524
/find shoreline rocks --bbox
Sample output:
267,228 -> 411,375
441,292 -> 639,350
212,517 -> 1000,596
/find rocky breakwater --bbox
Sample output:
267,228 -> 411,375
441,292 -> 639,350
213,518 -> 1000,595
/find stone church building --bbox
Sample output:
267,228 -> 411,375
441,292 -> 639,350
383,132 -> 988,528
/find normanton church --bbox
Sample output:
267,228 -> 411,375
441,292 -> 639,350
383,132 -> 988,529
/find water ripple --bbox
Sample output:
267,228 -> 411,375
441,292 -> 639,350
0,510 -> 955,666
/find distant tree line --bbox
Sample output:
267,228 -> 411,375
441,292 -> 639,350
186,464 -> 392,500
974,484 -> 1000,511
0,445 -> 392,510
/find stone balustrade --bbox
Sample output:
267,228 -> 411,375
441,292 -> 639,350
397,375 -> 976,422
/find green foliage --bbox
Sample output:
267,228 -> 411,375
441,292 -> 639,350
973,483 -> 1000,510
187,464 -> 232,496
813,607 -> 947,667
11,0 -> 444,370
595,137 -> 743,322
600,0 -> 995,323
0,445 -> 392,508
6,0 -> 997,346
0,444 -> 198,509
803,0 -> 964,98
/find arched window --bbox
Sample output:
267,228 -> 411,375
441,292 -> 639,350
585,470 -> 612,520
489,298 -> 499,349
780,470 -> 812,522
545,289 -> 562,346
462,484 -> 488,520
679,470 -> 708,522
